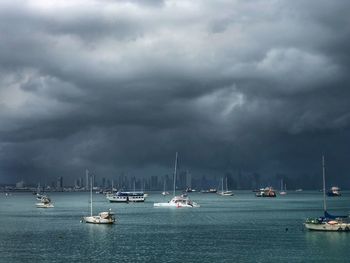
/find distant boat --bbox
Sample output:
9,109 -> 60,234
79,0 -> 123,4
161,178 -> 170,196
83,175 -> 115,224
327,186 -> 341,197
154,152 -> 200,208
218,177 -> 234,196
295,189 -> 303,192
201,189 -> 217,194
36,195 -> 54,208
304,156 -> 349,231
256,187 -> 276,197
279,179 -> 287,195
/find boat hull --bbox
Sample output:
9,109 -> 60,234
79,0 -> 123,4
153,202 -> 200,208
83,216 -> 115,224
36,203 -> 54,208
304,223 -> 350,231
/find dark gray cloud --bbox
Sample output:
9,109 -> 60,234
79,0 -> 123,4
0,0 -> 350,188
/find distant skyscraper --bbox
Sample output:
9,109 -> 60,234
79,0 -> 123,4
85,169 -> 89,190
56,176 -> 63,191
186,170 -> 192,188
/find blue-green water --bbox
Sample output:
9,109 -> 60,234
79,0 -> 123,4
1,191 -> 350,262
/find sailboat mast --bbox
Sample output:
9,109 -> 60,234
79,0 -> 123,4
90,175 -> 93,217
222,178 -> 224,193
322,155 -> 327,212
173,152 -> 178,197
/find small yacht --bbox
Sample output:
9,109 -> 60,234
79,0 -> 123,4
154,195 -> 200,208
154,152 -> 200,208
304,156 -> 349,231
83,175 -> 115,224
256,187 -> 276,197
279,179 -> 287,195
161,191 -> 170,196
36,195 -> 54,208
218,177 -> 234,196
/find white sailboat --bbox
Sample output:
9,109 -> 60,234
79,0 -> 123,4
154,152 -> 200,208
304,156 -> 350,231
83,175 -> 115,224
161,178 -> 170,196
218,177 -> 234,196
279,179 -> 287,195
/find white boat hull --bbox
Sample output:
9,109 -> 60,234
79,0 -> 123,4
305,222 -> 350,231
36,203 -> 54,208
83,216 -> 115,224
154,202 -> 200,208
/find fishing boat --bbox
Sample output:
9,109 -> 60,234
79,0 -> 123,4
83,176 -> 115,224
327,186 -> 341,197
304,156 -> 350,231
36,195 -> 54,208
154,152 -> 200,208
218,177 -> 234,196
279,179 -> 287,195
256,187 -> 276,197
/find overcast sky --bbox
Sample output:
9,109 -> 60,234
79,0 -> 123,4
0,0 -> 350,187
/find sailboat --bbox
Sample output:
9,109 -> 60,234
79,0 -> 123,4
279,179 -> 287,195
154,152 -> 200,208
304,156 -> 350,231
161,179 -> 170,196
218,177 -> 234,196
83,175 -> 115,224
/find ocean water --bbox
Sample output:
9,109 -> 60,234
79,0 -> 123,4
1,191 -> 350,263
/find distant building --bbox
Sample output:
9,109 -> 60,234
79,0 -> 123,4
16,180 -> 25,188
56,176 -> 63,191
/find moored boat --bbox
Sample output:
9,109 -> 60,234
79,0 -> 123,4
36,195 -> 54,208
256,187 -> 276,197
83,174 -> 115,224
327,186 -> 341,197
106,191 -> 145,202
154,152 -> 200,208
304,156 -> 349,231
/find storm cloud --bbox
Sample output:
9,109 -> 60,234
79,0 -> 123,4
1,0 -> 350,187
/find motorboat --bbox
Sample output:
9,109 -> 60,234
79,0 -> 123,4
327,186 -> 341,197
304,156 -> 349,231
256,187 -> 276,197
154,152 -> 200,208
201,188 -> 217,194
83,174 -> 115,224
36,195 -> 54,208
154,195 -> 200,208
161,191 -> 170,196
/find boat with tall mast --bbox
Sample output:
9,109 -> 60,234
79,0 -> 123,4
154,152 -> 200,208
304,156 -> 349,231
83,175 -> 115,224
218,177 -> 234,196
36,195 -> 54,208
279,179 -> 287,195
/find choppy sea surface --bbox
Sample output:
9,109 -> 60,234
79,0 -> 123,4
1,191 -> 350,263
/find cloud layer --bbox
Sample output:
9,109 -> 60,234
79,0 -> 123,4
1,0 -> 350,187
